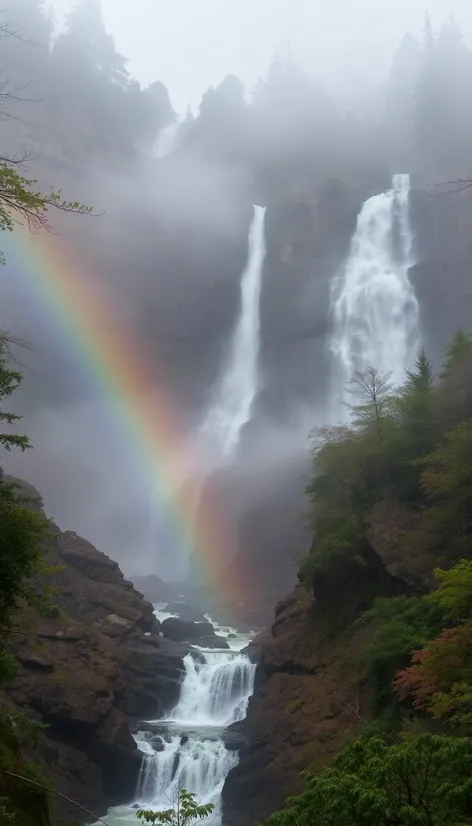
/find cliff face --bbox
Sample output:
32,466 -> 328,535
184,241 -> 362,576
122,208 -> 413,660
223,587 -> 373,825
223,497 -> 428,826
3,480 -> 187,824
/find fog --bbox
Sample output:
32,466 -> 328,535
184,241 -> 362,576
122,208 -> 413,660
49,0 -> 472,112
1,0 -> 472,582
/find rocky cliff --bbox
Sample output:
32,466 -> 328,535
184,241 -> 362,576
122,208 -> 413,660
222,497 -> 429,826
2,478 -> 188,824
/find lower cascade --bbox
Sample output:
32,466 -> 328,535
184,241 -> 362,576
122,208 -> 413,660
104,618 -> 256,825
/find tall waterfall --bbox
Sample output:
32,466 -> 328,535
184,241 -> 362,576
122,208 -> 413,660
104,618 -> 256,826
329,173 -> 419,417
200,205 -> 266,459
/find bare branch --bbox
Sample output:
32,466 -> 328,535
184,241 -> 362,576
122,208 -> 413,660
2,770 -> 109,826
426,179 -> 472,197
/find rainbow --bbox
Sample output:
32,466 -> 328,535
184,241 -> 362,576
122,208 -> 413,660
2,225 -> 244,612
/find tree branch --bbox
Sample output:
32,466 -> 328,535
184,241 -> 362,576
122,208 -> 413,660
2,770 -> 109,825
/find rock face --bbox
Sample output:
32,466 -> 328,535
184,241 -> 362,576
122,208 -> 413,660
3,481 -> 187,824
128,573 -> 179,604
364,499 -> 435,591
222,586 -> 374,826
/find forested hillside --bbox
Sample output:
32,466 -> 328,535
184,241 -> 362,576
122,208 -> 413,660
230,336 -> 472,826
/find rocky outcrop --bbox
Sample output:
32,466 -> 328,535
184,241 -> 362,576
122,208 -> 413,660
3,480 -> 187,824
365,499 -> 435,591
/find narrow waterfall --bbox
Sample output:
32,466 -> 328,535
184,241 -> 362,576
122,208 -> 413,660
200,205 -> 267,459
329,173 -> 419,417
154,122 -> 180,159
104,618 -> 256,826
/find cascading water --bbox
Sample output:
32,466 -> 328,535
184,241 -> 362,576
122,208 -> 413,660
329,173 -> 420,418
104,620 -> 256,826
200,205 -> 266,459
154,122 -> 180,159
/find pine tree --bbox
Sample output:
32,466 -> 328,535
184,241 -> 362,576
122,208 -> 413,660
440,330 -> 472,378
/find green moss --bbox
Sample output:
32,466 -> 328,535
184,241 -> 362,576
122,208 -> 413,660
284,698 -> 303,715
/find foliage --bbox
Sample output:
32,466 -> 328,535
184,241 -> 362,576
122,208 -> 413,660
427,560 -> 472,621
0,337 -> 50,681
359,596 -> 445,713
394,620 -> 472,728
137,789 -> 214,826
260,733 -> 472,826
0,160 -> 92,265
440,330 -> 472,379
415,420 -> 472,561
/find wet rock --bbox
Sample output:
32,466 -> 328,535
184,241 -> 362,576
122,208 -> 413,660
195,635 -> 230,650
161,617 -> 215,642
164,602 -> 207,623
2,498 -> 188,823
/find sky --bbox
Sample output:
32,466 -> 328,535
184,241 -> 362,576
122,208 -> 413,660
49,0 -> 472,114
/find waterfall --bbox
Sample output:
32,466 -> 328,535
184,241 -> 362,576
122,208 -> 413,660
200,205 -> 266,459
329,173 -> 419,417
103,620 -> 256,826
154,122 -> 180,159
168,651 -> 256,727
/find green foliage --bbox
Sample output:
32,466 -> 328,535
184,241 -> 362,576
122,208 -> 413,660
440,330 -> 472,379
359,595 -> 445,713
137,789 -> 214,826
0,338 -> 50,687
427,560 -> 472,621
394,621 -> 472,728
0,162 -> 92,265
260,733 -> 472,826
416,420 -> 472,560
0,340 -> 29,453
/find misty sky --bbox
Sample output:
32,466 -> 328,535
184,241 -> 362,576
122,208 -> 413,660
50,0 -> 472,114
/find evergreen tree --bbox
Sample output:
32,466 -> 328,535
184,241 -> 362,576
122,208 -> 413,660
440,330 -> 472,378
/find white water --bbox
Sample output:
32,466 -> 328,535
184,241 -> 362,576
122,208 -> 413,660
200,205 -> 266,459
103,611 -> 256,826
154,122 -> 180,159
329,173 -> 419,418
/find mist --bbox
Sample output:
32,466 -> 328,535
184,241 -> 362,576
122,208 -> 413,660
2,0 -> 472,584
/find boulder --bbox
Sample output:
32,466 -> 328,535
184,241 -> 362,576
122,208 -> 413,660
161,617 -> 215,642
164,602 -> 207,623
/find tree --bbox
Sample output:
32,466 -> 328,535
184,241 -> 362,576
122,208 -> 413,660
137,789 -> 214,826
440,330 -> 472,379
427,560 -> 472,622
54,0 -> 129,87
345,367 -> 396,443
391,349 -> 436,499
394,621 -> 472,728
415,420 -> 472,560
260,733 -> 472,826
0,335 -> 49,683
359,595 -> 445,713
0,159 -> 92,264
